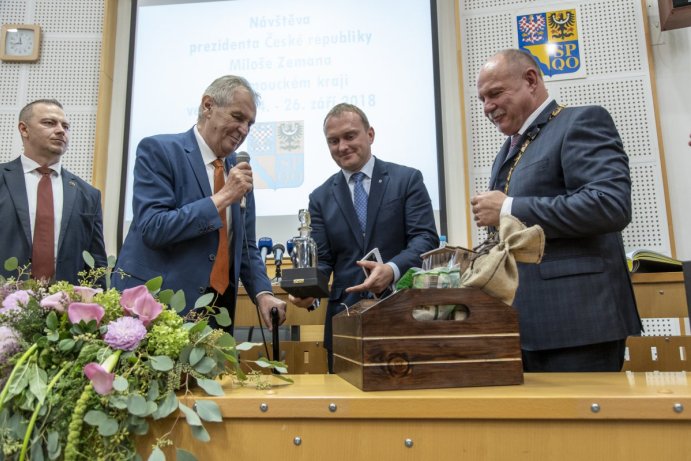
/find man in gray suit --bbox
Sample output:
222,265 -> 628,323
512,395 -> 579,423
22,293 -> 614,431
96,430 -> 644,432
471,49 -> 641,372
0,99 -> 107,283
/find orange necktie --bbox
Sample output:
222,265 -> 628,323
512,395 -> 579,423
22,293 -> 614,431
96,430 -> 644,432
32,166 -> 55,281
209,159 -> 230,293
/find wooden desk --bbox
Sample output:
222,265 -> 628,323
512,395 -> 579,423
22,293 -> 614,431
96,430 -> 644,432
138,372 -> 691,460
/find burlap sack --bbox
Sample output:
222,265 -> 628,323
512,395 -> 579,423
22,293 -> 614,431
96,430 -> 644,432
460,215 -> 545,305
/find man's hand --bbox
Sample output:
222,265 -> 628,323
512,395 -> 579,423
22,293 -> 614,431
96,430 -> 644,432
470,190 -> 506,227
346,261 -> 394,295
256,293 -> 286,331
288,294 -> 316,309
211,162 -> 253,210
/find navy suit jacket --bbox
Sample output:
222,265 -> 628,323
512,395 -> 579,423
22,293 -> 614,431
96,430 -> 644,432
113,128 -> 272,314
0,157 -> 107,284
308,158 -> 439,350
489,101 -> 641,351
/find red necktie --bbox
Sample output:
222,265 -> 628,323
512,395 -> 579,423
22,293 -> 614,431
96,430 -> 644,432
32,166 -> 55,281
209,159 -> 230,293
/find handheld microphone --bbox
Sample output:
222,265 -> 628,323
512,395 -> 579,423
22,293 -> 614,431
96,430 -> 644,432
286,239 -> 295,265
258,237 -> 272,265
272,243 -> 285,268
235,151 -> 250,209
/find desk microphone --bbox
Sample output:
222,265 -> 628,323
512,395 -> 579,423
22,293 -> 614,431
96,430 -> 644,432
258,237 -> 273,265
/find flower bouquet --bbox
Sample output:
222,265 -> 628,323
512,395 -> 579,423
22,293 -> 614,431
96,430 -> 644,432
0,254 -> 289,461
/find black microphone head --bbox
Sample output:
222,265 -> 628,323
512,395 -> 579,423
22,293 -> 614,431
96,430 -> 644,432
235,151 -> 250,164
272,243 -> 285,266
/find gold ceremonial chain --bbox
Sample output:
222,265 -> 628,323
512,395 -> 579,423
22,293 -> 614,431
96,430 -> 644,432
502,104 -> 565,194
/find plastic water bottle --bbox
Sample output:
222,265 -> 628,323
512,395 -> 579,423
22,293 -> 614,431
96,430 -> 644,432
439,235 -> 447,248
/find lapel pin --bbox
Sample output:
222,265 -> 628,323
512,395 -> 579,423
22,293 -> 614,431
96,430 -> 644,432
69,180 -> 76,187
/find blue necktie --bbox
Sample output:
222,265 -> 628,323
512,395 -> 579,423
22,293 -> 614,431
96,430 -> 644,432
352,172 -> 368,234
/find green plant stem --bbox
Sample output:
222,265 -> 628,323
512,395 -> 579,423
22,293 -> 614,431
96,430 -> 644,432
0,343 -> 38,413
19,363 -> 70,461
63,350 -> 122,461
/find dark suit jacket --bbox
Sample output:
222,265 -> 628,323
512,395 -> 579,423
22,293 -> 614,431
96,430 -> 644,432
309,157 -> 439,350
0,157 -> 107,284
113,128 -> 272,315
489,101 -> 641,351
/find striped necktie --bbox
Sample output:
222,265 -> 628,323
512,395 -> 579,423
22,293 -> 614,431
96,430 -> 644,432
351,172 -> 368,234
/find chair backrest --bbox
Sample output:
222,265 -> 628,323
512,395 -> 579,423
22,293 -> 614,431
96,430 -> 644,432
623,336 -> 691,372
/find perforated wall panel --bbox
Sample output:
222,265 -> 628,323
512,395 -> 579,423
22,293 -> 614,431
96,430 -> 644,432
460,0 -> 671,255
0,0 -> 104,182
642,318 -> 682,336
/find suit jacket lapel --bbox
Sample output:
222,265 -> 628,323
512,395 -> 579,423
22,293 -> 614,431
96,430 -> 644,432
58,170 -> 79,253
364,158 -> 388,250
491,100 -> 560,189
184,129 -> 212,197
331,172 -> 364,247
3,158 -> 32,246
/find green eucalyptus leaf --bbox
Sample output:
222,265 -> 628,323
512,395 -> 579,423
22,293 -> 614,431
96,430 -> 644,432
98,417 -> 119,436
145,276 -> 163,292
216,333 -> 236,348
194,400 -> 222,422
235,342 -> 263,352
4,256 -> 18,271
196,378 -> 223,396
254,358 -> 271,368
149,355 -> 174,372
84,410 -> 108,426
175,449 -> 198,461
108,394 -> 129,409
31,439 -> 45,461
187,320 -> 208,335
213,307 -> 232,327
83,250 -> 95,269
170,290 -> 186,312
179,344 -> 193,363
148,447 -> 165,461
147,379 -> 160,401
193,356 -> 216,374
127,394 -> 149,416
47,431 -> 60,459
157,289 -> 174,305
189,424 -> 210,442
152,391 -> 178,419
47,331 -> 59,342
28,363 -> 48,404
194,292 -> 215,309
46,310 -> 58,330
58,338 -> 75,352
107,254 -> 117,268
131,419 -> 149,435
113,375 -> 129,392
146,401 -> 158,416
189,347 -> 206,366
178,402 -> 202,426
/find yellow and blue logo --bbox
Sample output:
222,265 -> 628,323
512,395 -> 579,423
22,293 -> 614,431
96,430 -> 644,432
517,9 -> 583,78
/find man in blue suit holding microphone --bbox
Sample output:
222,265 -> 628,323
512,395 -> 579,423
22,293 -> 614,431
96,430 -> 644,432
290,103 -> 439,370
114,75 -> 286,330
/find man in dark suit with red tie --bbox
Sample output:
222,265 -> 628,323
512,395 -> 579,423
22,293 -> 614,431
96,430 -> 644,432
471,49 -> 641,371
0,99 -> 107,283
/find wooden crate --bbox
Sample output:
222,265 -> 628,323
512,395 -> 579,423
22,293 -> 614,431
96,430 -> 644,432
332,288 -> 523,391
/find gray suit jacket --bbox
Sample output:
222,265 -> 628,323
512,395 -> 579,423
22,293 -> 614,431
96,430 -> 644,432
0,157 -> 107,284
489,101 -> 641,351
308,157 -> 439,350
